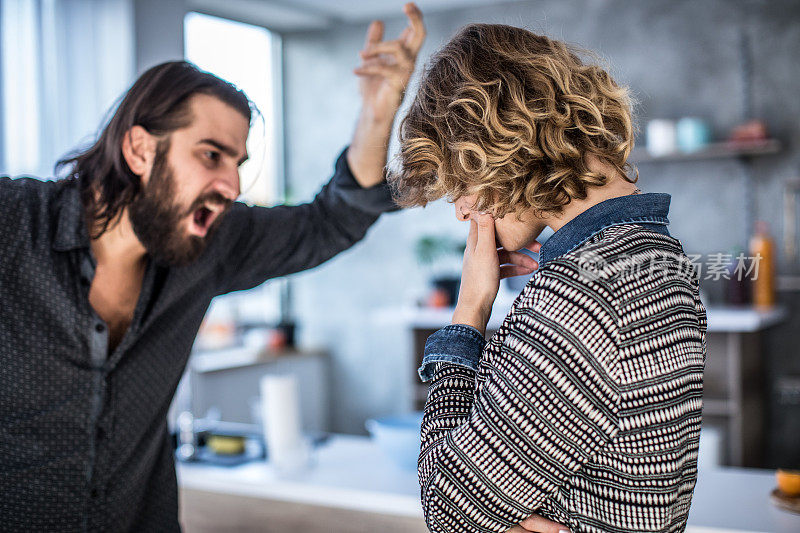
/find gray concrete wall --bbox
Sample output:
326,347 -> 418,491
133,0 -> 187,74
280,0 -> 800,450
127,0 -> 800,463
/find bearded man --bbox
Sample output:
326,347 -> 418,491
0,4 -> 425,531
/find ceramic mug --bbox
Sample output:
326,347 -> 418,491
646,119 -> 677,156
677,117 -> 711,153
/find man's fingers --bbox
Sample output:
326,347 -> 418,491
402,2 -> 426,54
497,249 -> 538,271
360,40 -> 412,67
363,20 -> 384,48
352,64 -> 405,91
399,26 -> 412,45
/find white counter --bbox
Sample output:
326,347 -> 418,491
704,305 -> 787,332
177,434 -> 800,532
178,435 -> 421,517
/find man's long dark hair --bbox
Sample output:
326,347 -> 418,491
56,61 -> 252,238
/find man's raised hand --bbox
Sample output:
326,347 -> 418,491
353,2 -> 425,123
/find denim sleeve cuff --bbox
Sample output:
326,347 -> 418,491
332,146 -> 399,215
418,324 -> 486,382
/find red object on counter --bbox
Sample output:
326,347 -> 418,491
268,329 -> 287,350
728,119 -> 769,143
427,288 -> 450,308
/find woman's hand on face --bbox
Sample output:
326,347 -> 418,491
452,212 -> 539,335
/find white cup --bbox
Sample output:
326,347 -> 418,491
646,119 -> 677,156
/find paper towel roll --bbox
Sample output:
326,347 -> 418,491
259,374 -> 308,472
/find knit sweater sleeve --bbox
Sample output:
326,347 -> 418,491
418,264 -> 622,533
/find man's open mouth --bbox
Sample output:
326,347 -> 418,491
189,202 -> 225,237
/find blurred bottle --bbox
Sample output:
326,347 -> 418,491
749,221 -> 776,308
725,246 -> 751,305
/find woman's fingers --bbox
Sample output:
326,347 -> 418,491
526,240 -> 543,253
500,265 -> 535,279
466,219 -> 478,251
497,249 -> 538,271
521,239 -> 542,255
472,212 -> 496,255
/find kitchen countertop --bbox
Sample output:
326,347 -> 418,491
176,434 -> 800,532
177,434 -> 420,517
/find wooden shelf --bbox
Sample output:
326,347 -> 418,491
630,139 -> 781,163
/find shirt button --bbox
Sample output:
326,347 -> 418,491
80,277 -> 90,287
96,426 -> 106,441
90,488 -> 100,499
95,323 -> 105,333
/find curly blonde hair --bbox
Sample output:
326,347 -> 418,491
391,24 -> 637,217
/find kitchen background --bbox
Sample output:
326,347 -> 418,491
2,0 -> 800,529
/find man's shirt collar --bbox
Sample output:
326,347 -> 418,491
538,192 -> 671,267
52,180 -> 91,252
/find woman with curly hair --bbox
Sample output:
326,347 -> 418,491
392,24 -> 706,533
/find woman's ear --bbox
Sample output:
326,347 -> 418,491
454,195 -> 476,221
121,125 -> 157,182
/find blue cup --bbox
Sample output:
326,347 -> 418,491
365,412 -> 423,471
677,117 -> 711,153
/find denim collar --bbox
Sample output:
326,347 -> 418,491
538,192 -> 671,267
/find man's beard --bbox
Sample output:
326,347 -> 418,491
128,143 -> 230,267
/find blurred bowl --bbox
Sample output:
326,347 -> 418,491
365,412 -> 423,471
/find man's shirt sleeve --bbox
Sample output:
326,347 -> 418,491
418,266 -> 622,533
215,146 -> 396,293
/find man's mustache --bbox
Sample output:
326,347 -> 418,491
184,192 -> 233,217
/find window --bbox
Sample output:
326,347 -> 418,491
184,11 -> 283,206
184,12 -> 285,330
0,0 -> 134,178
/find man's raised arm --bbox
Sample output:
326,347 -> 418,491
213,3 -> 426,294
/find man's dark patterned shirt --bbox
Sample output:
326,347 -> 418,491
0,148 -> 394,532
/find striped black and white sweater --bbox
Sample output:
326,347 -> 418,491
418,223 -> 707,533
